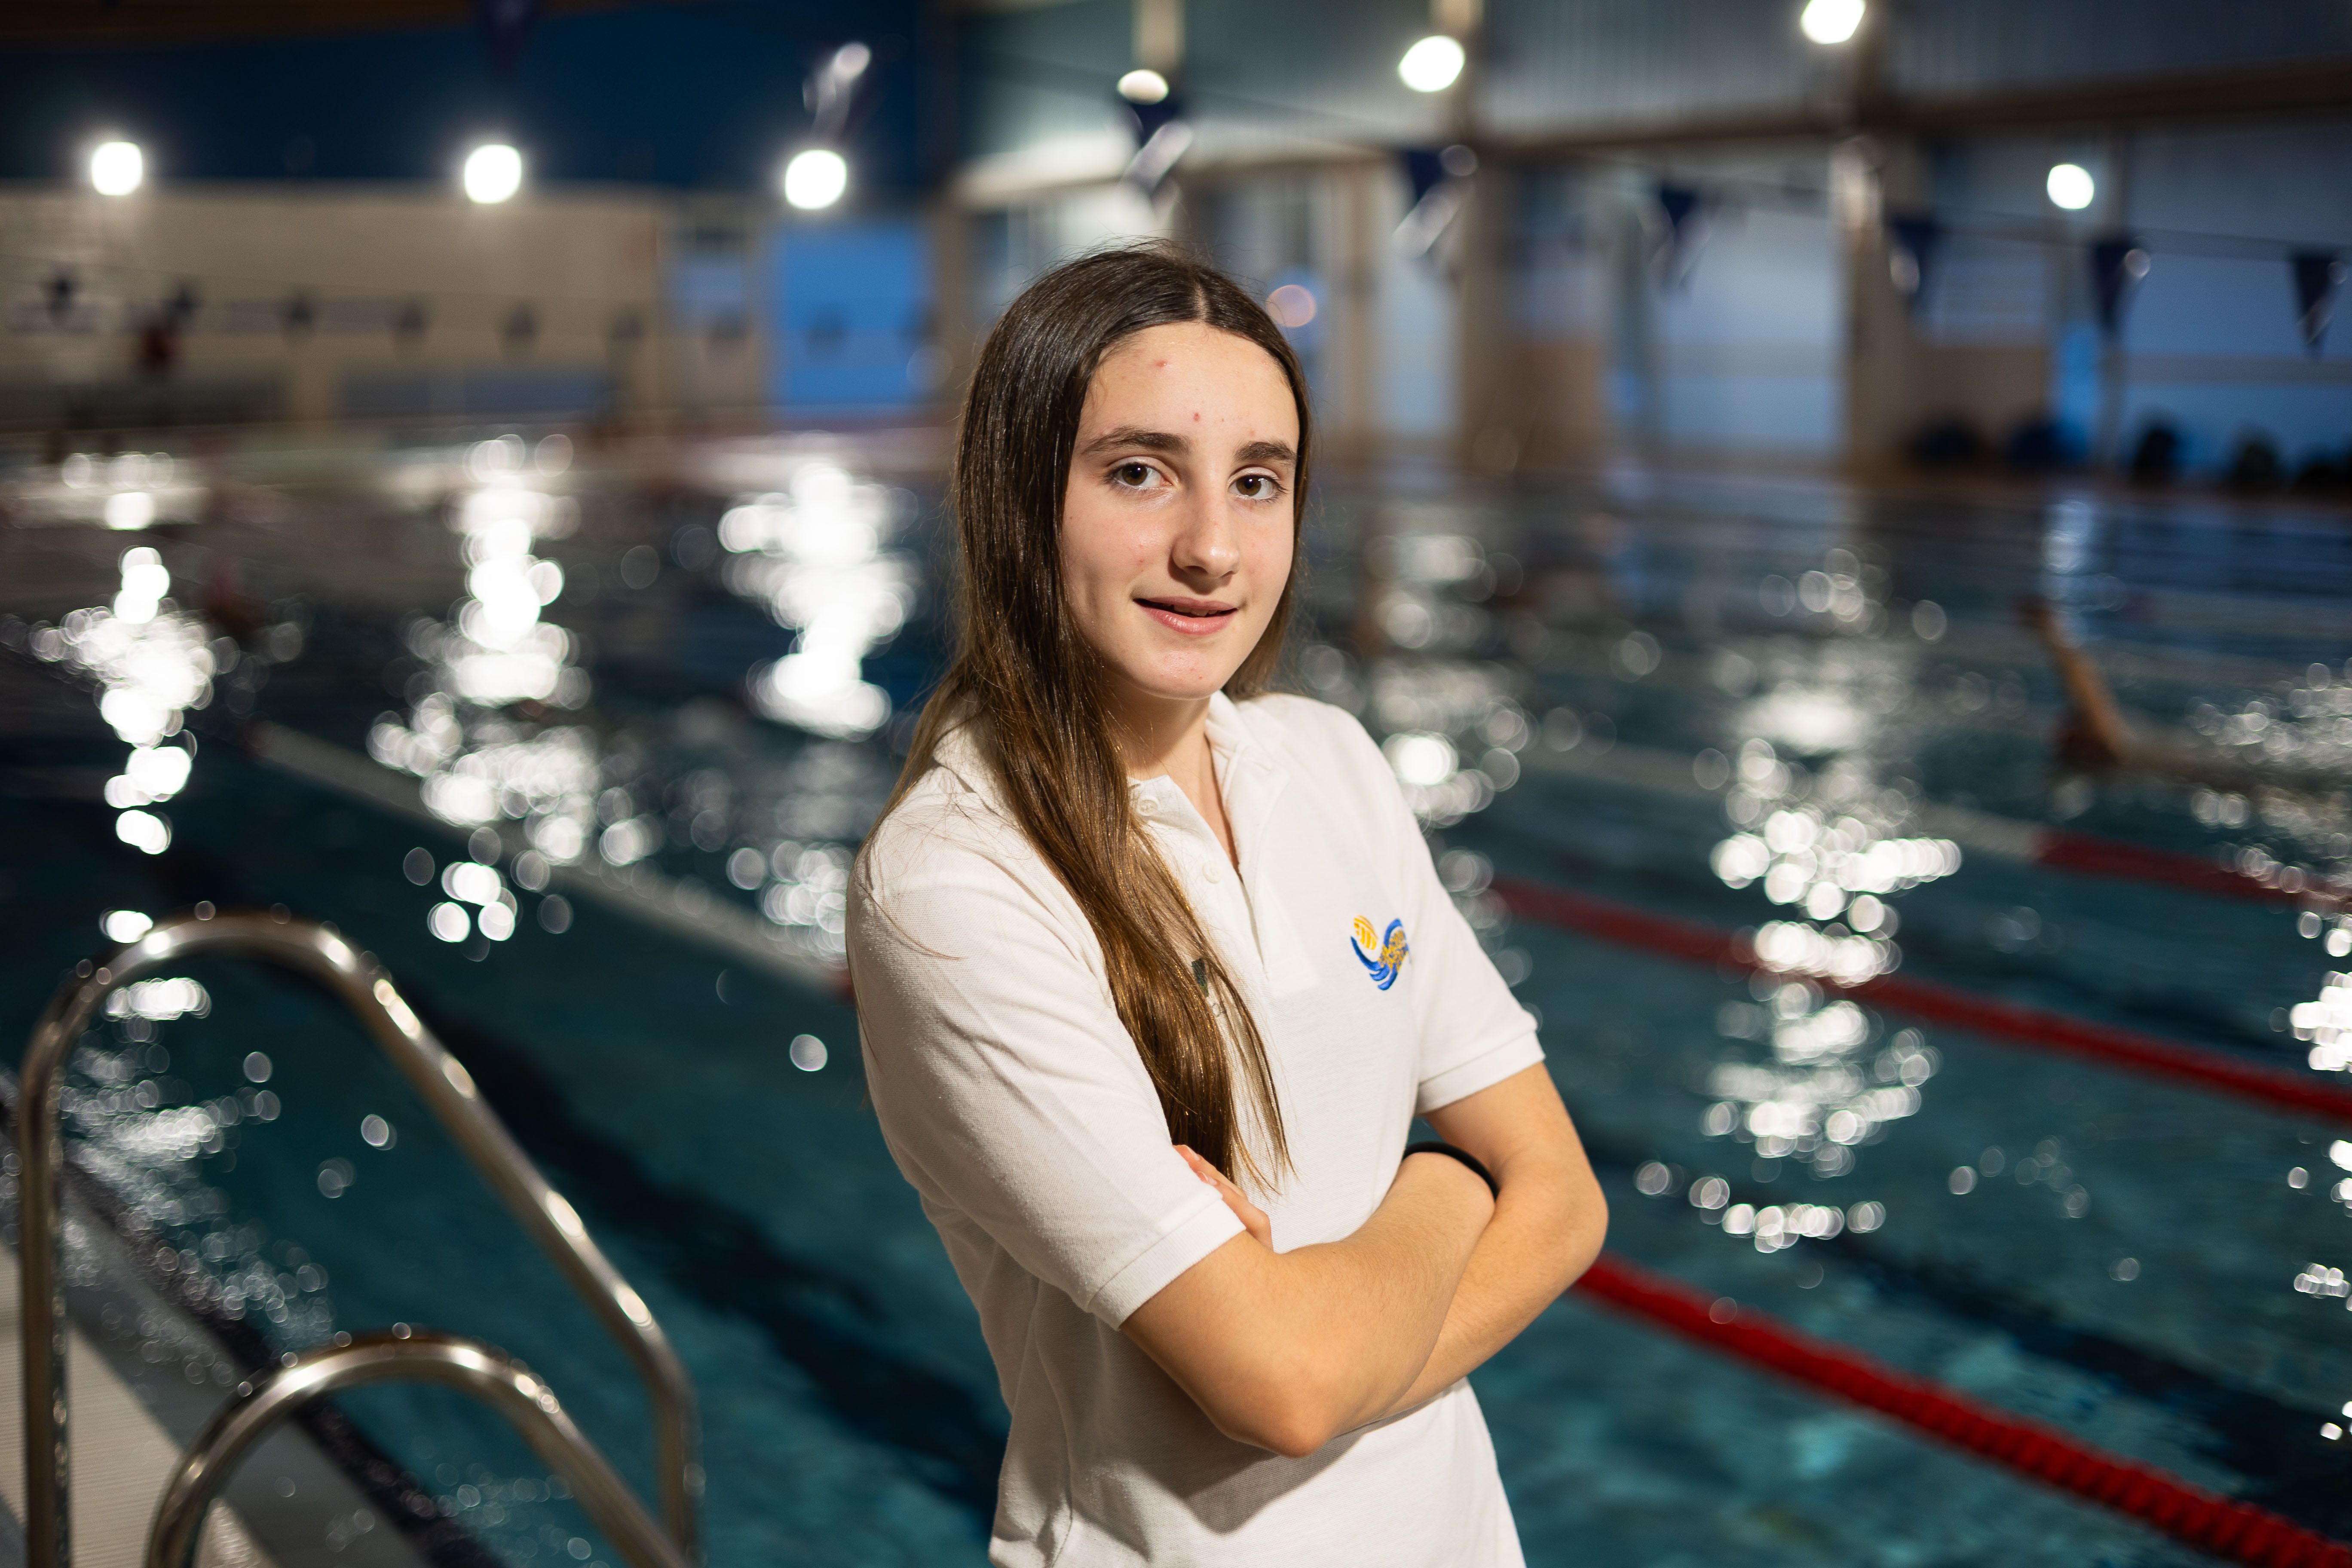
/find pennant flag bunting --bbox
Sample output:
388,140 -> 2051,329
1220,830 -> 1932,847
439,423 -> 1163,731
474,0 -> 539,78
1657,184 -> 1701,242
1654,184 -> 1705,288
807,42 -> 874,145
1395,146 -> 1476,259
1121,95 -> 1191,199
2291,250 -> 2345,355
1124,95 -> 1187,149
2089,236 -> 2149,338
1886,213 -> 1942,313
1403,148 -> 1452,210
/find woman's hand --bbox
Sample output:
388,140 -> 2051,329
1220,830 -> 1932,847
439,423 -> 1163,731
1176,1143 -> 1272,1248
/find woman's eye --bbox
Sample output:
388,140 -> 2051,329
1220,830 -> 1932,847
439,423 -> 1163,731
1113,462 -> 1158,489
1235,474 -> 1279,499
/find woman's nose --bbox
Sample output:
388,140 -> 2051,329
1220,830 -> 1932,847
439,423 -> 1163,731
1170,496 -> 1240,579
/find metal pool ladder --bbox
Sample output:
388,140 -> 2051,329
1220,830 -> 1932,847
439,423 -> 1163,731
18,910 -> 702,1568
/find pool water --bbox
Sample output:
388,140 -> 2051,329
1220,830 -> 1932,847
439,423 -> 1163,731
2,435 -> 2348,1566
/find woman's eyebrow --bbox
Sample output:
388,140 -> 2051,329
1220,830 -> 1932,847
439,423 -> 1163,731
1078,425 -> 1187,456
1235,439 -> 1296,464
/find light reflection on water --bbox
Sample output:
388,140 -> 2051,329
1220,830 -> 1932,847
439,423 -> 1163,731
695,454 -> 923,959
3,449 -> 208,533
361,437 -> 911,964
3,462 -> 367,1455
368,436 -> 597,911
58,958 -> 596,1557
1719,539 -> 2112,1253
1681,546 -> 2019,1249
1277,514 -> 1963,1257
1333,518 -> 1966,1255
64,1016 -> 321,1346
2226,661 -> 2352,1083
365,437 -> 599,952
1294,524 -> 1534,828
719,460 -> 918,741
35,545 -> 219,855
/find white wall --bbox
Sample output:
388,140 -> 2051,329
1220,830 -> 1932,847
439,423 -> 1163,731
0,184 -> 733,429
2118,124 -> 2352,472
1920,122 -> 2352,474
1654,202 -> 1844,459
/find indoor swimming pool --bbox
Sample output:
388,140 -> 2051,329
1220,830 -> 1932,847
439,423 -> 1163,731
2,432 -> 2349,1566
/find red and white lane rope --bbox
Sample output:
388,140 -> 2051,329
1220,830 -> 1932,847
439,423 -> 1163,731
1492,877 -> 2352,1127
1575,1253 -> 2352,1568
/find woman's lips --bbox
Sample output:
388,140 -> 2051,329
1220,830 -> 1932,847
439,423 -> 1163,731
1136,597 -> 1238,635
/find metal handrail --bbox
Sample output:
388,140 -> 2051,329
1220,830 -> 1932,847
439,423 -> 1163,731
146,1330 -> 690,1568
19,910 -> 701,1568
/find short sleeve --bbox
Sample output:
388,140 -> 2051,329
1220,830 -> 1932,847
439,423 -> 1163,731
1312,707 -> 1546,1114
848,814 -> 1245,1326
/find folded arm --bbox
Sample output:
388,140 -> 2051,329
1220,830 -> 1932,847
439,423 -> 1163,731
1381,1063 -> 1607,1415
1120,1149 -> 1494,1459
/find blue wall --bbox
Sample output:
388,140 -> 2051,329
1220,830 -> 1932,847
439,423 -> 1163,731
769,218 -> 933,413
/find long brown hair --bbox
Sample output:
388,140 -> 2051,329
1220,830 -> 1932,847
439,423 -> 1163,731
877,243 -> 1310,1190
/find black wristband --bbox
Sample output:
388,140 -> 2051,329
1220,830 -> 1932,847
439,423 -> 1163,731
1402,1140 -> 1498,1198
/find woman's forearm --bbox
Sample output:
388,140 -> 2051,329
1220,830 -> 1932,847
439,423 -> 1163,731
1280,1152 -> 1499,1430
1123,1152 -> 1494,1457
1374,1065 -> 1610,1419
1377,1144 -> 1605,1416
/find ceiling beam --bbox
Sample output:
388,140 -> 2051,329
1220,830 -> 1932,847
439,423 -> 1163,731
1896,55 -> 2352,135
1488,56 -> 2352,159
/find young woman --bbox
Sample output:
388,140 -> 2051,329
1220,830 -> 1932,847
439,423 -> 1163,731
848,245 -> 1606,1567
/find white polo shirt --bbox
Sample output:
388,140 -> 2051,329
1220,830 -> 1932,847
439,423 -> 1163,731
848,691 -> 1543,1568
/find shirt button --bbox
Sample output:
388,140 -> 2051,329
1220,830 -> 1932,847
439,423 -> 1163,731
1137,797 -> 1158,817
1202,863 -> 1222,883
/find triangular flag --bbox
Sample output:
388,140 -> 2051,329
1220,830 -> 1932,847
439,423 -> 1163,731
1886,213 -> 1941,314
2291,251 -> 2345,356
474,0 -> 539,78
1121,95 -> 1190,199
1401,148 -> 1451,210
1655,184 -> 1704,288
1395,147 -> 1476,259
1657,184 -> 1701,244
1125,95 -> 1186,148
2090,237 -> 2148,338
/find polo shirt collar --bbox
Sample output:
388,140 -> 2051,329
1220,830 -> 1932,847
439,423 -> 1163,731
928,691 -> 1291,848
1198,691 -> 1289,865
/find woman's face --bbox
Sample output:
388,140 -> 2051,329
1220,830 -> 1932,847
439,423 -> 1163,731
1060,321 -> 1299,720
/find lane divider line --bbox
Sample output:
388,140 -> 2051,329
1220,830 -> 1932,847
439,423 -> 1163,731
1575,1253 -> 2352,1567
1493,876 -> 2352,1127
1522,739 -> 2330,910
2034,828 -> 2293,906
247,722 -> 850,996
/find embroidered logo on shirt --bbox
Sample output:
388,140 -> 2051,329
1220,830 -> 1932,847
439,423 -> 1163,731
1350,917 -> 1409,990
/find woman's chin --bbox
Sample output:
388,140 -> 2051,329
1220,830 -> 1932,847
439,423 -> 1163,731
1109,661 -> 1242,707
